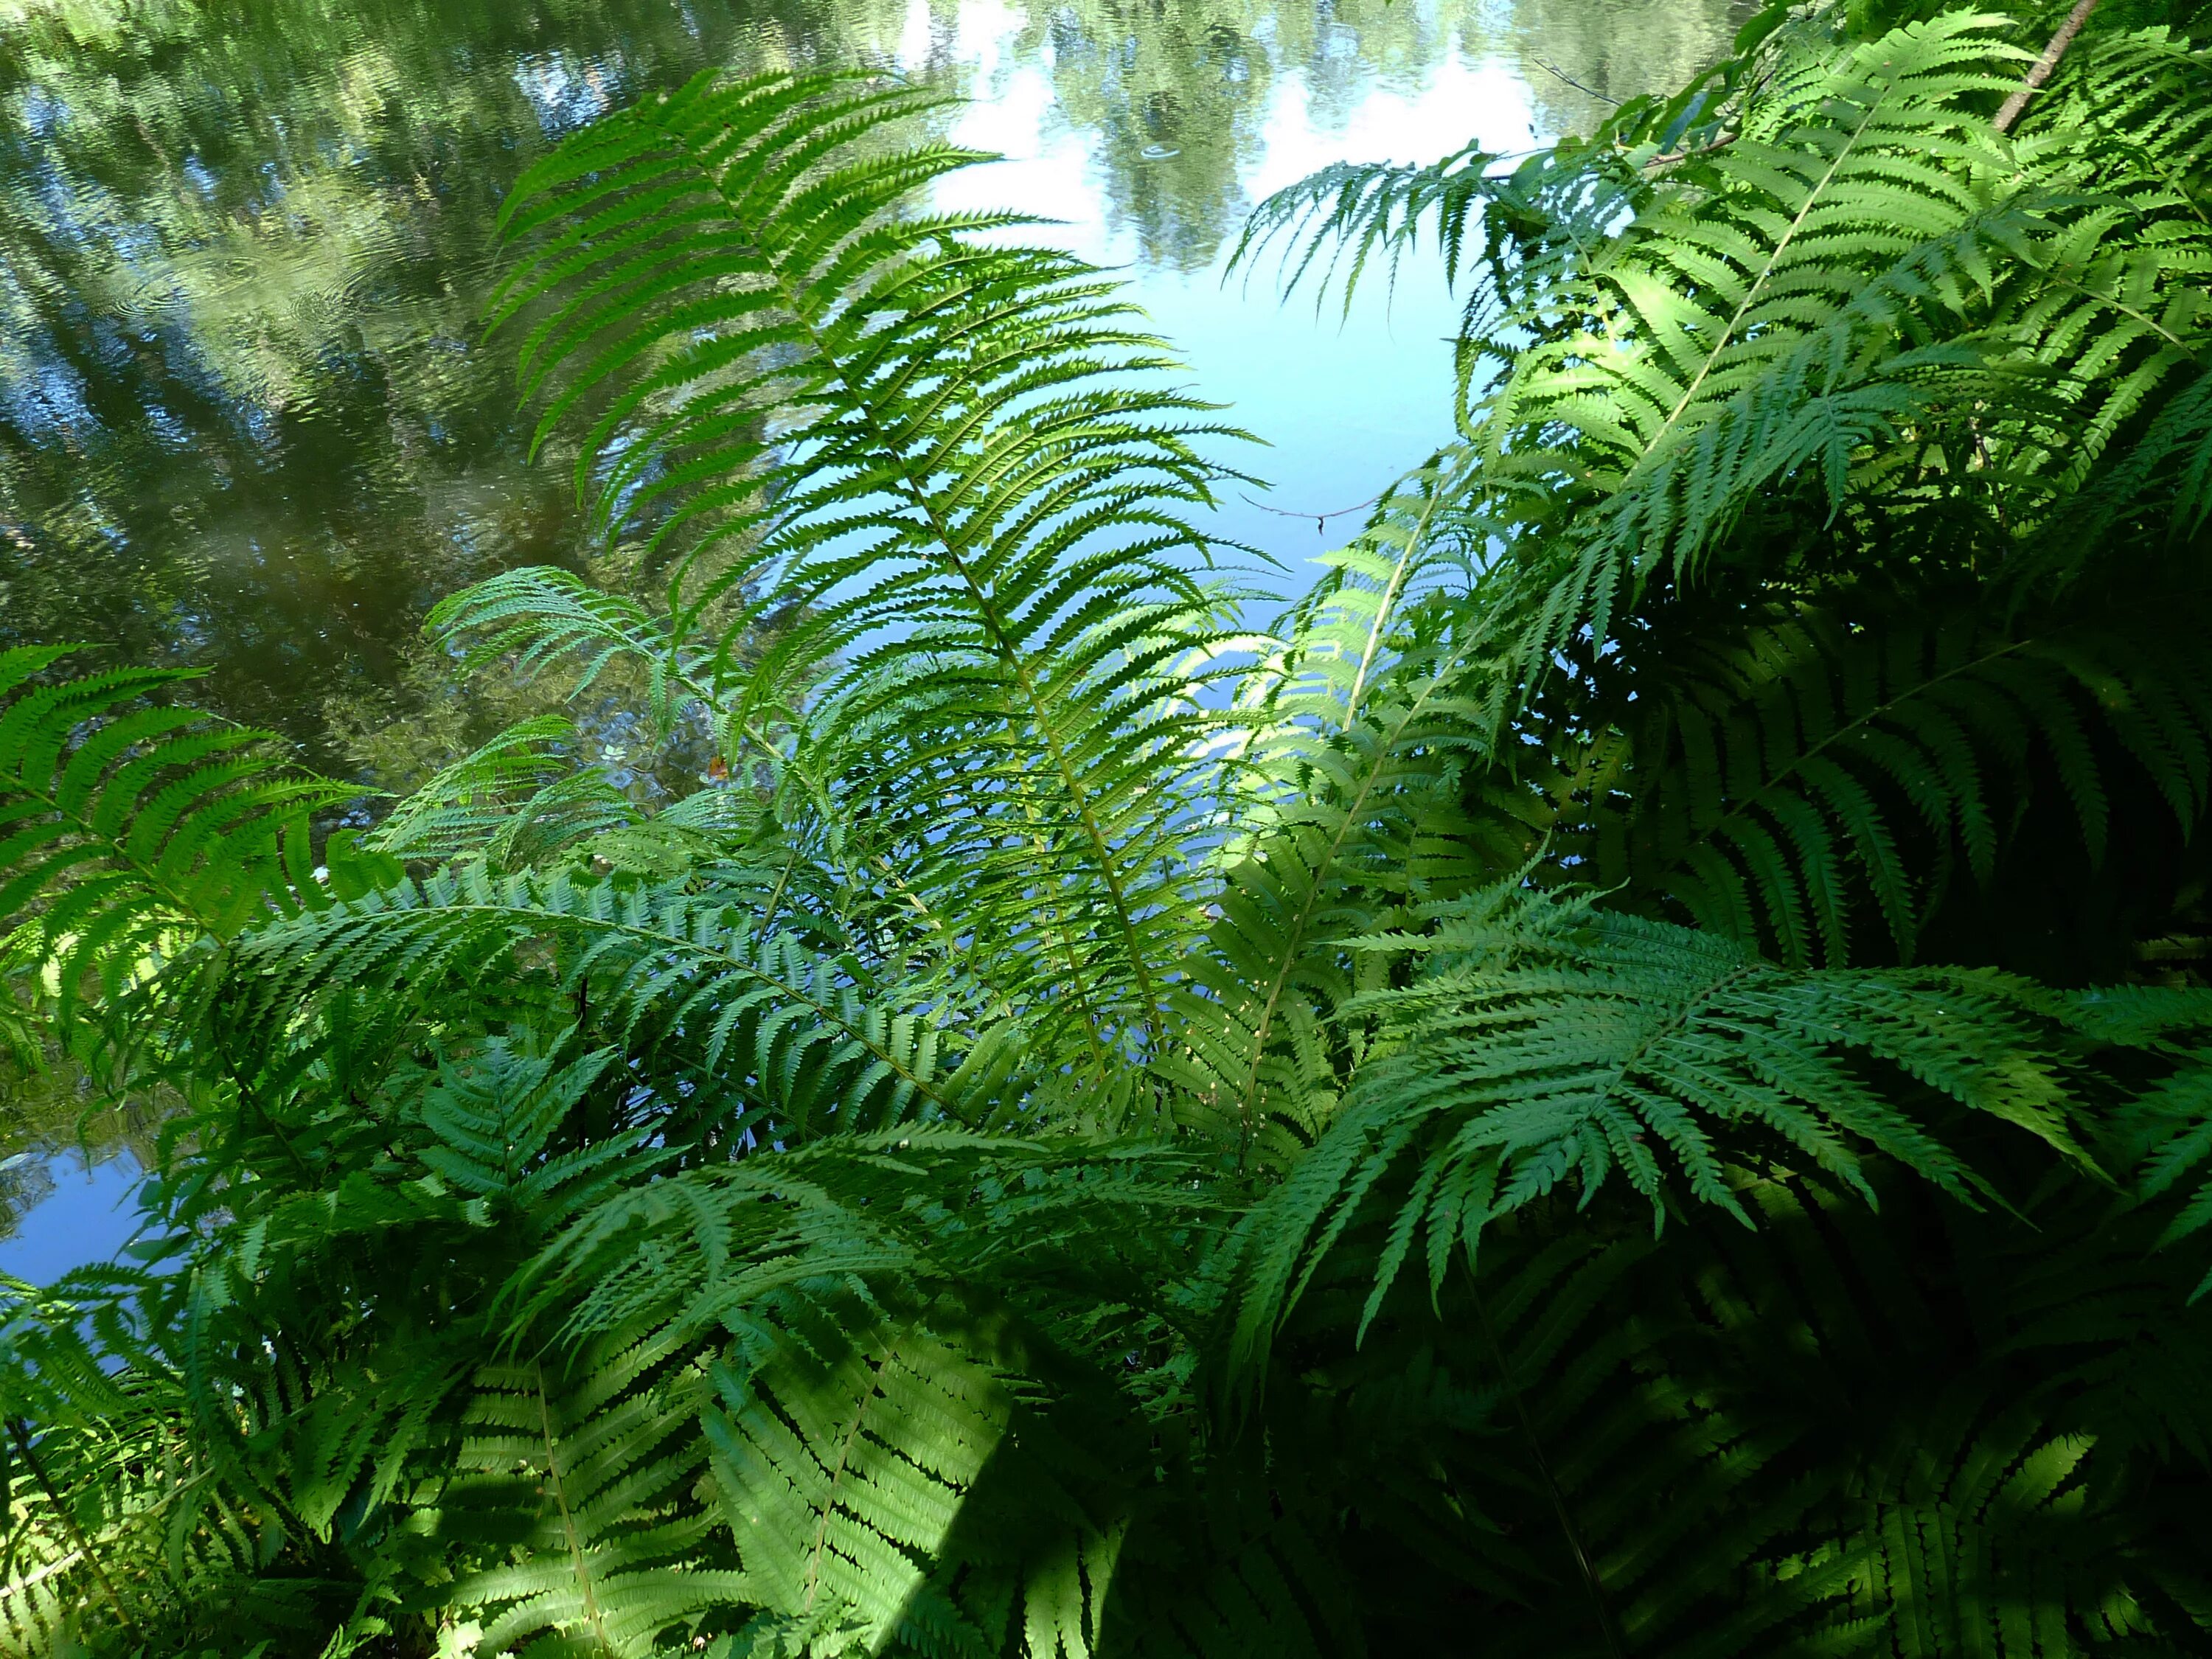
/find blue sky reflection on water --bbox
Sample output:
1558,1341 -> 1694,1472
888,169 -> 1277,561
0,1149 -> 143,1283
0,0 -> 1746,1272
926,9 -> 1535,573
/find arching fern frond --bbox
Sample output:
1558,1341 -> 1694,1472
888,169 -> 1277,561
515,1131 -> 1227,1658
1225,883 -> 2101,1372
517,1129 -> 1211,1354
0,648 -> 347,1040
369,714 -> 641,869
437,1326 -> 742,1657
703,1312 -> 1009,1654
2124,1046 -> 2212,1301
1156,453 -> 1531,1165
487,67 -> 1255,1070
1228,1 -> 1824,406
1453,13 -> 2039,704
1228,137 -> 1644,338
426,566 -> 801,771
223,864 -> 981,1141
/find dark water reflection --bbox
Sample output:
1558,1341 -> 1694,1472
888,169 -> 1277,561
0,0 -> 1743,1259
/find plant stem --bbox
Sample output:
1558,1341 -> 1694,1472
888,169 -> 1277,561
1994,0 -> 2101,132
8,1417 -> 138,1634
1470,1286 -> 1627,1659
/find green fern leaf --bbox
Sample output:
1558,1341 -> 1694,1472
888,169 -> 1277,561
0,650 -> 347,1043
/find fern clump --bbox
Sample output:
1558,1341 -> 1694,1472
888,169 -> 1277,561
5,3 -> 2212,1655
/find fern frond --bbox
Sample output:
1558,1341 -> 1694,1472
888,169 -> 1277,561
439,1326 -> 742,1657
705,1315 -> 1008,1652
225,863 -> 975,1141
370,715 -> 641,869
427,566 -> 799,770
1155,453 -> 1530,1164
2125,1046 -> 2212,1301
490,68 -> 1257,1070
1453,15 -> 2042,692
1228,0 -> 1815,390
0,649 -> 347,1040
517,1131 -> 1227,1658
1226,884 -> 2098,1370
515,1129 -> 1210,1351
1583,601 -> 2212,965
1228,139 -> 1625,324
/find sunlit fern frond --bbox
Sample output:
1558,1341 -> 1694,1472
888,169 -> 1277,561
1228,1 -> 1834,408
1155,454 -> 1528,1164
488,67 -> 1256,1073
1481,17 -> 2212,727
703,1310 -> 1009,1655
1993,31 -> 2212,496
0,1393 -> 254,1659
437,1324 -> 742,1658
1437,15 -> 2053,722
0,1273 -> 156,1654
2003,25 -> 2212,579
0,648 -> 348,1043
222,864 -> 986,1143
1226,0 -> 1792,312
515,1131 -> 1231,1658
0,1270 -> 319,1658
1222,882 -> 2111,1376
1228,138 -> 1636,325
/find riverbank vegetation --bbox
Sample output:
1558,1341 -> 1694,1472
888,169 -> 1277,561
4,0 -> 2212,1652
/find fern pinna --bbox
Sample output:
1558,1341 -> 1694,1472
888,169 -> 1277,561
5,4 -> 2212,1655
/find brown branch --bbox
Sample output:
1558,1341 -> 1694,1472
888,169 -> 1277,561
1645,131 -> 1737,170
1994,0 -> 2101,133
1657,0 -> 2099,167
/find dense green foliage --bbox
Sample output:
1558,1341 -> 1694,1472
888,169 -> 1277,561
6,1 -> 2212,1653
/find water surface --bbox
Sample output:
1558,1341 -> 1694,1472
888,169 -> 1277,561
0,0 -> 1745,1264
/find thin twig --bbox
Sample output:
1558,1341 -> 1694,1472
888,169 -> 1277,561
1645,131 -> 1739,169
1531,57 -> 1622,107
1994,0 -> 2101,133
1239,490 -> 1382,535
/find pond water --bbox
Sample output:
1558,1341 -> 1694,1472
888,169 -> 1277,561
0,0 -> 1745,1267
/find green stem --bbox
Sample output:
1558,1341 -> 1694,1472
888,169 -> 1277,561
533,1365 -> 613,1654
1467,1287 -> 1627,1659
9,1417 -> 139,1635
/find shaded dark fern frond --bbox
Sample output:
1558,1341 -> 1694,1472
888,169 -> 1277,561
1579,601 -> 2212,967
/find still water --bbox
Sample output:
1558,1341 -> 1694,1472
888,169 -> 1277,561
0,0 -> 1744,1267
